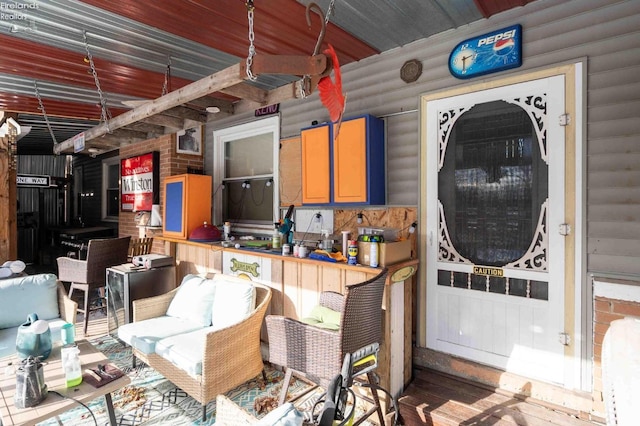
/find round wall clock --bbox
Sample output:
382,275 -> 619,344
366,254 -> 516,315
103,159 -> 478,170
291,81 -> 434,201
450,48 -> 477,76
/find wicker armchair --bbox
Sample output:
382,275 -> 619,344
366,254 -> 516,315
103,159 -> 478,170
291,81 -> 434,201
130,284 -> 272,421
57,236 -> 131,335
266,268 -> 387,423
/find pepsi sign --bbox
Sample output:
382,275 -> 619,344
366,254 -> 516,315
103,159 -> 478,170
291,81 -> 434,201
448,24 -> 522,79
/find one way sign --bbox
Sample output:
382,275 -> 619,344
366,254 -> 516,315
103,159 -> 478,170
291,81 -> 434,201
17,174 -> 51,188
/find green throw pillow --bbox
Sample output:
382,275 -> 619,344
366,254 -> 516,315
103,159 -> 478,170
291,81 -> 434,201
301,305 -> 341,331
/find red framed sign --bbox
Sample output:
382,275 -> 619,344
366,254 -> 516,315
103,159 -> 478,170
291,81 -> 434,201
121,151 -> 159,212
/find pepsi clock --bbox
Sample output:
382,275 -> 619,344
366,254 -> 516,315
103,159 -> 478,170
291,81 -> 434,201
448,25 -> 522,79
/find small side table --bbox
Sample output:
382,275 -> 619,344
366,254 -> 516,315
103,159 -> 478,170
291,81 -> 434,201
0,340 -> 131,426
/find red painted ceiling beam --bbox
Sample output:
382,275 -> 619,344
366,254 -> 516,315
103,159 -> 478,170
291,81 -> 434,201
0,34 -> 197,100
473,0 -> 533,19
79,0 -> 379,65
0,92 -> 127,120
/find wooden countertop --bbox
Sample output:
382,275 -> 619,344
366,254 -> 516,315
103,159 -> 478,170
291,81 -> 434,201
155,235 -> 419,278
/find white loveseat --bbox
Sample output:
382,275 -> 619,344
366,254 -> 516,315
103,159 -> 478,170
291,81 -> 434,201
0,273 -> 77,358
117,273 -> 272,422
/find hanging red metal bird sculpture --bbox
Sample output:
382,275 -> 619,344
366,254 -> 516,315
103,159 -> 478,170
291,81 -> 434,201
318,44 -> 346,132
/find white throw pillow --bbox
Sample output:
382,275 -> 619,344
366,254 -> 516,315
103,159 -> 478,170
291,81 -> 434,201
210,279 -> 256,330
166,274 -> 216,327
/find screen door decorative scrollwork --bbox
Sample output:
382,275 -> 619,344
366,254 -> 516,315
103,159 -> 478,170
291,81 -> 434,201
424,76 -> 568,385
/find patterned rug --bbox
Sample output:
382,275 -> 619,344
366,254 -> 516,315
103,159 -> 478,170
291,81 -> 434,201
36,335 -> 313,425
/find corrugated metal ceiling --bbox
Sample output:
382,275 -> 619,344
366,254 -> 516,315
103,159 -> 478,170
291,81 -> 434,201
0,0 -> 537,154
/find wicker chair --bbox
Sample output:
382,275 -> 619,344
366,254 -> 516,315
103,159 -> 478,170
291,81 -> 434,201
266,268 -> 388,424
57,236 -> 131,335
130,283 -> 272,422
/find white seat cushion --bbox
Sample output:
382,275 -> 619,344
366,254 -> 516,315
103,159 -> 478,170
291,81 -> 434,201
155,327 -> 217,377
117,316 -> 203,354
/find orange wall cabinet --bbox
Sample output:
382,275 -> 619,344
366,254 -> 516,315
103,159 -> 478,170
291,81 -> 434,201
163,174 -> 212,239
301,114 -> 385,205
301,123 -> 331,204
333,115 -> 385,204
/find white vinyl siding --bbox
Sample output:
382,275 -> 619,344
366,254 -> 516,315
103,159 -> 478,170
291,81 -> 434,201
206,0 -> 640,277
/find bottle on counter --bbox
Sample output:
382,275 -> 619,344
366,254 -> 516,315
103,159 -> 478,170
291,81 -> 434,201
223,222 -> 231,241
272,223 -> 281,249
369,241 -> 379,268
321,229 -> 333,251
347,240 -> 358,265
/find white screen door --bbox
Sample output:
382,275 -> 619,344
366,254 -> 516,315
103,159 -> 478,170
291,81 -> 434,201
425,75 -> 568,385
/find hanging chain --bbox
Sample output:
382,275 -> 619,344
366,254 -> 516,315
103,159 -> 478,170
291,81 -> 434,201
161,56 -> 172,96
83,30 -> 112,131
34,81 -> 58,144
325,0 -> 335,26
245,0 -> 257,81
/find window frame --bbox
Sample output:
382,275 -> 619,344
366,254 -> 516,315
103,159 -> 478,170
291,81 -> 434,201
101,156 -> 120,222
213,116 -> 280,235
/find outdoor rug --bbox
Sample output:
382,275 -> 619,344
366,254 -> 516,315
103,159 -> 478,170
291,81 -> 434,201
36,335 -> 314,425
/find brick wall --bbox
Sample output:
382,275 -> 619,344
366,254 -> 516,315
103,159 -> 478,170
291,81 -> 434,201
592,280 -> 640,416
118,133 -> 205,254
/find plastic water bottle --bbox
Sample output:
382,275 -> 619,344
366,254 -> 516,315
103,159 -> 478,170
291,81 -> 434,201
272,224 -> 281,249
369,241 -> 379,268
61,344 -> 82,387
223,222 -> 231,241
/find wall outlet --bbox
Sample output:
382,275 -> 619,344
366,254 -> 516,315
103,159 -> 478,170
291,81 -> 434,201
295,209 -> 333,234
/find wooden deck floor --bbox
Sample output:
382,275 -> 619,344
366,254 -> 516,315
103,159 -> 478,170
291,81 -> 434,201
77,303 -> 604,426
398,368 -> 604,426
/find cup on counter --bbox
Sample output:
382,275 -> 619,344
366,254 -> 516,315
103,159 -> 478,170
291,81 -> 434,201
61,323 -> 75,346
